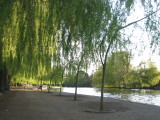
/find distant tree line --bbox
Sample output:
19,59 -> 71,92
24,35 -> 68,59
92,51 -> 160,89
63,71 -> 92,87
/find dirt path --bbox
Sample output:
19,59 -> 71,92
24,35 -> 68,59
0,89 -> 82,120
0,89 -> 160,120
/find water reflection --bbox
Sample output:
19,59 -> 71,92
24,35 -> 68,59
62,87 -> 160,106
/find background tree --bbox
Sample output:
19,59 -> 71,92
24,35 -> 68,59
92,51 -> 132,88
106,51 -> 131,88
125,61 -> 160,88
64,71 -> 91,87
64,73 -> 75,87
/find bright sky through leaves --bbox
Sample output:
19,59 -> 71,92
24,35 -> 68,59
87,1 -> 160,75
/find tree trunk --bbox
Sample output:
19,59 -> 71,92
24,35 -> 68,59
59,84 -> 62,96
48,79 -> 51,93
99,41 -> 111,111
0,64 -> 10,91
74,69 -> 79,101
100,62 -> 106,111
4,65 -> 9,90
59,69 -> 65,96
41,78 -> 42,91
59,79 -> 63,95
0,69 -> 5,91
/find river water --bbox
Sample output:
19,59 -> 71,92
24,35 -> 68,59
62,87 -> 160,106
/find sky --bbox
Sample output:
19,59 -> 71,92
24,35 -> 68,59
129,28 -> 160,69
126,2 -> 160,70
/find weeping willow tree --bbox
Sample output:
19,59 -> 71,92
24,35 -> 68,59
53,0 -> 106,100
0,0 -> 58,90
84,0 -> 160,111
0,0 -> 160,111
55,0 -> 160,111
0,1 -> 16,90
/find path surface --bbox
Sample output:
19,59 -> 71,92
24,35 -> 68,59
0,89 -> 160,120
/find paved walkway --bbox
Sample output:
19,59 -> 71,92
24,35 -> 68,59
0,89 -> 160,120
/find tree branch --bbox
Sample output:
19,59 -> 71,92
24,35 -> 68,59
99,45 -> 104,65
119,7 -> 160,30
104,38 -> 113,63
